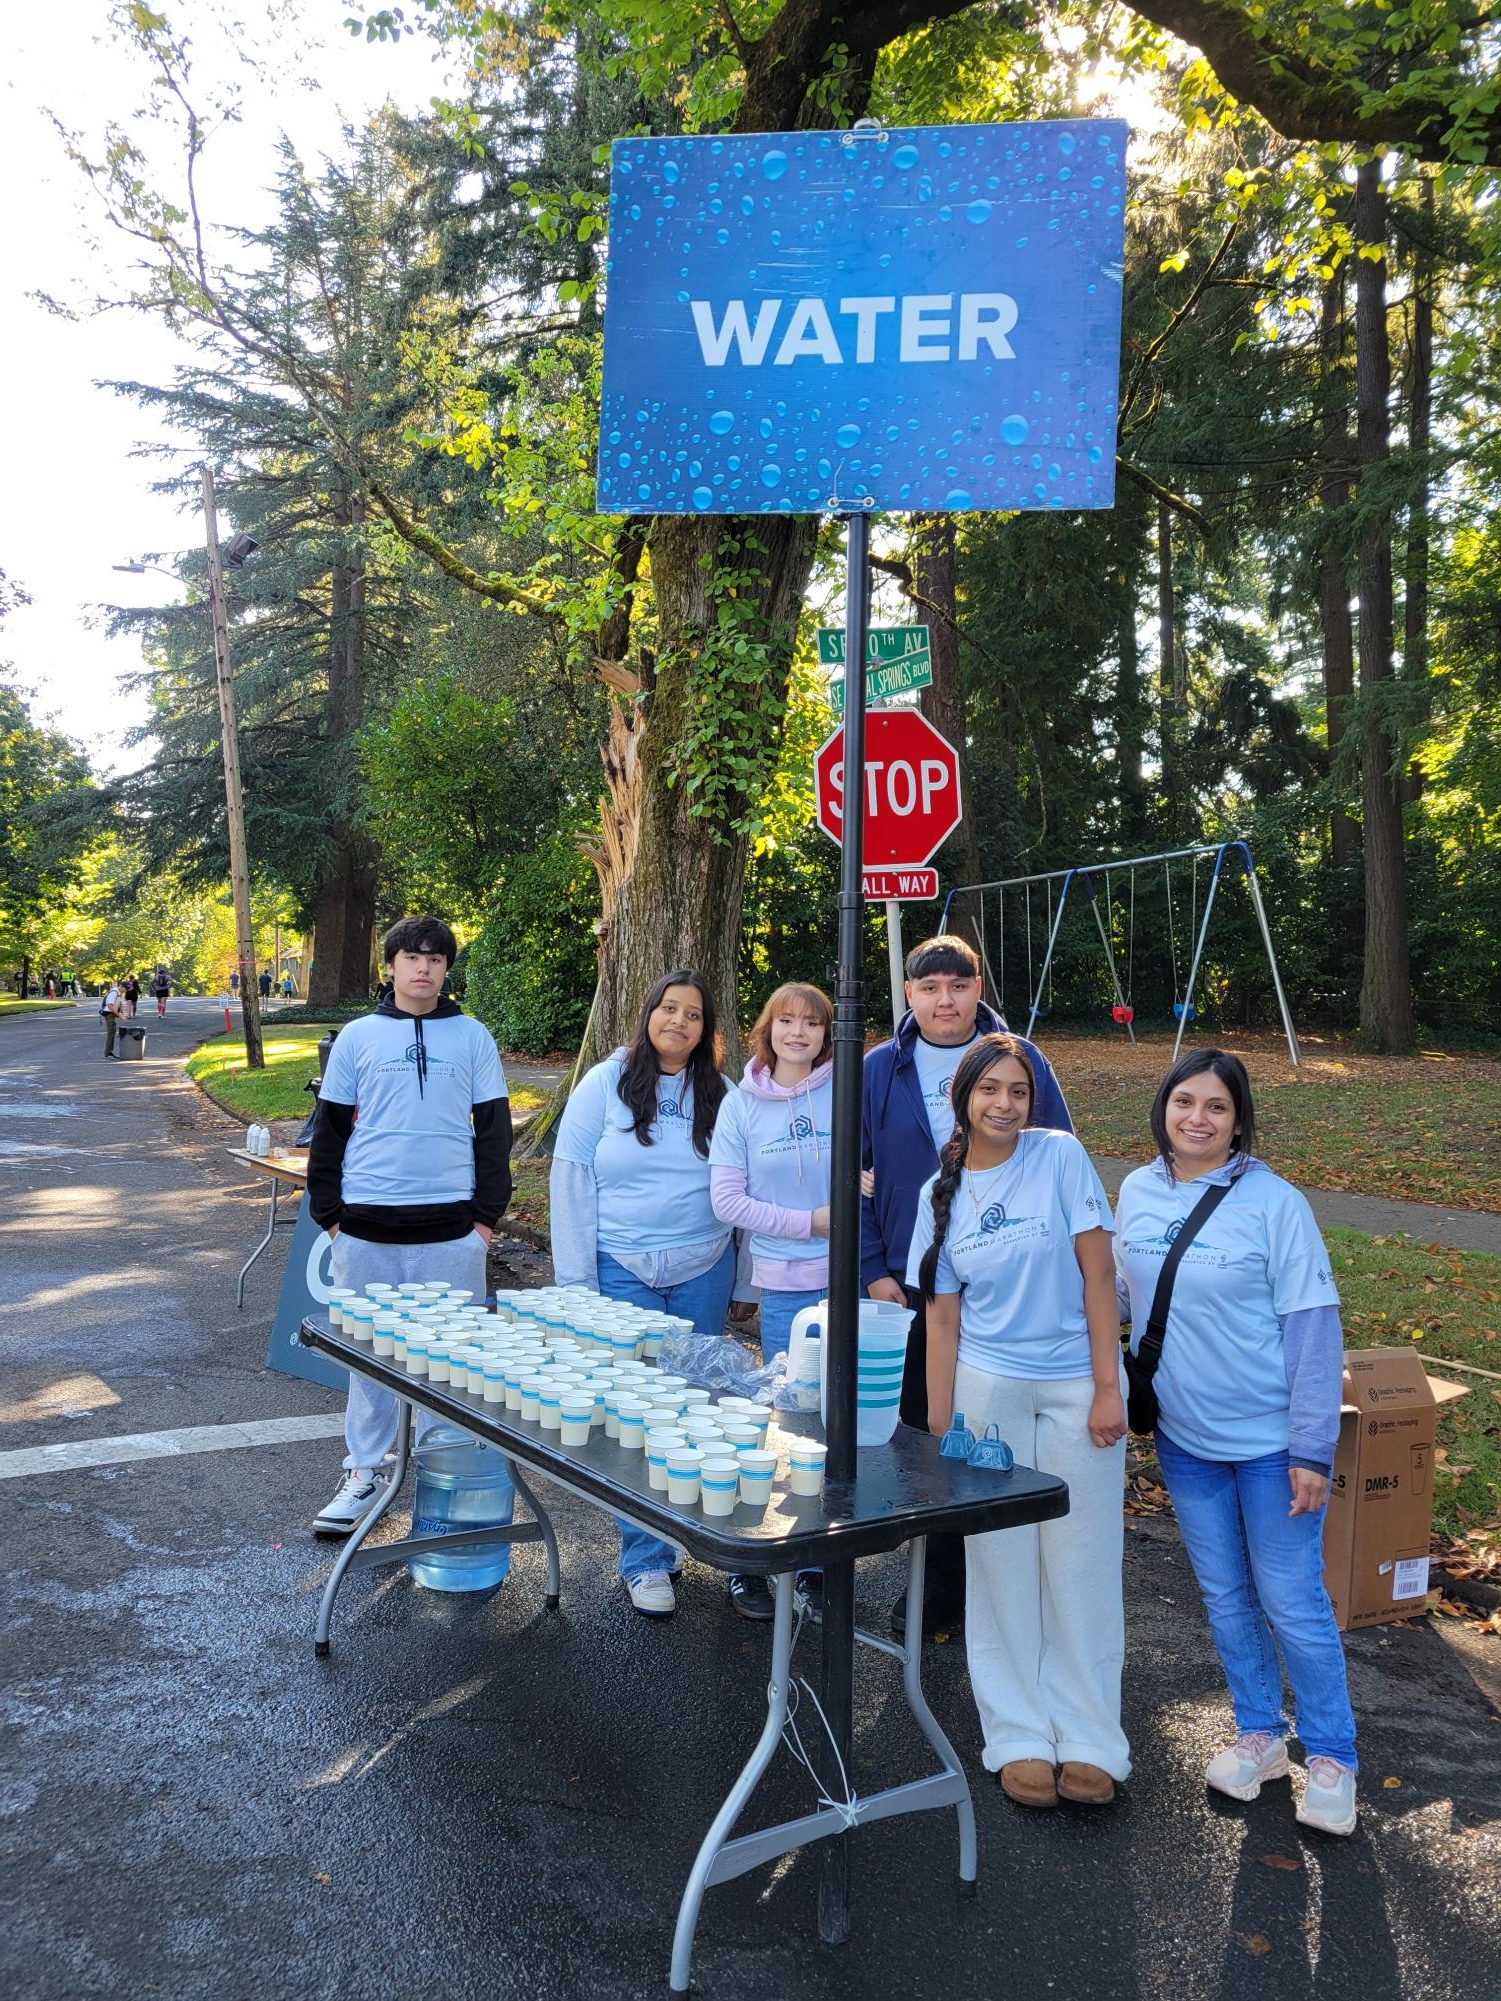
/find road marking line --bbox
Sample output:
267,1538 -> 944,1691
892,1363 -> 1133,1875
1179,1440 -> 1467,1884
0,1411 -> 343,1480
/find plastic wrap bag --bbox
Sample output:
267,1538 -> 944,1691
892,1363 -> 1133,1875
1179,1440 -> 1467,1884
658,1332 -> 810,1411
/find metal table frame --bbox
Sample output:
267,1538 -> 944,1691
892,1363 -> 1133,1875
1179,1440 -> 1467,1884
303,1317 -> 1068,1995
230,1150 -> 304,1309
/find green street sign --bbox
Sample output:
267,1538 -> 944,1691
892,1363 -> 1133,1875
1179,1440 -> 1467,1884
819,625 -> 933,711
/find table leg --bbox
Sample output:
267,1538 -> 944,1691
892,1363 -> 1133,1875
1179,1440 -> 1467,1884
898,1536 -> 977,1889
817,1556 -> 855,1946
236,1175 -> 281,1310
314,1401 -> 411,1658
668,1570 -> 796,1998
507,1459 -> 561,1609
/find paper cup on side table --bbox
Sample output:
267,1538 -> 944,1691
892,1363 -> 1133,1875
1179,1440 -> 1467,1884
737,1449 -> 777,1509
787,1440 -> 828,1497
665,1446 -> 704,1506
616,1397 -> 650,1450
645,1428 -> 686,1491
519,1373 -> 545,1423
559,1391 -> 594,1446
699,1456 -> 741,1517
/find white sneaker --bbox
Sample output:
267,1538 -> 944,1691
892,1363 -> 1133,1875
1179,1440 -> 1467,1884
312,1468 -> 388,1538
1206,1731 -> 1291,1801
625,1570 -> 676,1617
1296,1757 -> 1358,1837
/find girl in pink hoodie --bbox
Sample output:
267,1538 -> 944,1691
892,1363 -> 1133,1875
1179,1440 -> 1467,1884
709,982 -> 834,1363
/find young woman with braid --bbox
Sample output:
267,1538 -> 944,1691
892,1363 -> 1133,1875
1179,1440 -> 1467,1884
906,1033 -> 1130,1810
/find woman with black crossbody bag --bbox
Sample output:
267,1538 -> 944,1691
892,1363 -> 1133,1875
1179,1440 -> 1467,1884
1115,1051 -> 1357,1839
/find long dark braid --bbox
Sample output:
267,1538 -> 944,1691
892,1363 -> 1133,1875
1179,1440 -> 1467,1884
917,1032 -> 1037,1303
918,1130 -> 969,1303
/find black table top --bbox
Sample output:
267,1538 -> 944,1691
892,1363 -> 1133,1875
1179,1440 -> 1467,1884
301,1316 -> 1070,1573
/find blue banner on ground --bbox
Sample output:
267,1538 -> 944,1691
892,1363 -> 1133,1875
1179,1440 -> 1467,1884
598,119 -> 1126,517
262,1196 -> 347,1394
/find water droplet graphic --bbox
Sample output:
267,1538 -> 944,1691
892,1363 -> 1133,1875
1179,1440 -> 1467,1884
761,150 -> 788,181
893,144 -> 919,171
1000,415 -> 1028,446
758,417 -> 774,439
946,489 -> 973,510
692,487 -> 714,509
966,200 -> 992,224
715,228 -> 729,244
740,194 -> 755,216
835,423 -> 861,449
709,411 -> 734,436
760,463 -> 783,488
663,160 -> 680,183
1057,133 -> 1075,154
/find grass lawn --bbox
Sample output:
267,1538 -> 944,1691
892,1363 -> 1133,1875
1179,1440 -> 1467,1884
0,997 -> 76,1016
1045,1029 -> 1501,1213
187,1025 -> 546,1123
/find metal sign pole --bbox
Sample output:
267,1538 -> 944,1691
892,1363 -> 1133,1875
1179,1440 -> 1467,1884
884,898 -> 906,1026
820,507 -> 871,1946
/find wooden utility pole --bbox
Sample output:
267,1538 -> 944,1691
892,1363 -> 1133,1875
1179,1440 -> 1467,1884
202,464 -> 264,1070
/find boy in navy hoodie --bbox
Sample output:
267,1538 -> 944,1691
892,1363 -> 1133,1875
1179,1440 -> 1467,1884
308,915 -> 514,1538
862,933 -> 1072,1639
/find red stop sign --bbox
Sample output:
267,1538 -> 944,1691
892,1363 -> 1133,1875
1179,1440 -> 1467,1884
814,710 -> 963,868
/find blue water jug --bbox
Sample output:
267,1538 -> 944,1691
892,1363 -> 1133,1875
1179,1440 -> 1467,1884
408,1425 -> 515,1593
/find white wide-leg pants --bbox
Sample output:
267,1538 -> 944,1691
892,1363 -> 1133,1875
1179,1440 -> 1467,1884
955,1361 -> 1130,1780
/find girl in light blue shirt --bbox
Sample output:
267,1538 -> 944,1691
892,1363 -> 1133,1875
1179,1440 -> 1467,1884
1115,1049 -> 1356,1838
907,1033 -> 1129,1812
551,968 -> 744,1618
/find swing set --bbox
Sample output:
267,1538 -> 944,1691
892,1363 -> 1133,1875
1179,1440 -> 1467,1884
940,840 -> 1302,1066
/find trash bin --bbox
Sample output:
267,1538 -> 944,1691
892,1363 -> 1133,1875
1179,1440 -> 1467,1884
116,1025 -> 147,1060
316,1028 -> 339,1076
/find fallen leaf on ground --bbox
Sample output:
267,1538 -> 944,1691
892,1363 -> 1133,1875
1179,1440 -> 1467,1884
1383,1776 -> 1402,1790
1258,1853 -> 1302,1872
1242,1934 -> 1273,1957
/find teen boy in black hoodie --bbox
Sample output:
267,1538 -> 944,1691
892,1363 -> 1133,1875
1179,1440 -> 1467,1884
308,916 -> 514,1537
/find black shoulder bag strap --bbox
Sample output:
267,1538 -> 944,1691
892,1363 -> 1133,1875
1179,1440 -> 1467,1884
1133,1178 -> 1234,1391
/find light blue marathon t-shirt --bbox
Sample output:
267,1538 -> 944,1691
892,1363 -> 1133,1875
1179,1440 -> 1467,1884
554,1055 -> 731,1253
1114,1157 -> 1340,1462
319,1010 -> 508,1206
910,1033 -> 978,1152
709,1071 -> 833,1266
906,1129 -> 1113,1378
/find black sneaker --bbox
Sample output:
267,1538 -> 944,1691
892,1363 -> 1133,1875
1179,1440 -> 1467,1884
795,1569 -> 823,1609
728,1573 -> 775,1622
890,1586 -> 964,1644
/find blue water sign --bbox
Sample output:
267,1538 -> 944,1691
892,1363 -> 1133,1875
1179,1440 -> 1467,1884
262,1197 -> 348,1393
597,119 -> 1126,518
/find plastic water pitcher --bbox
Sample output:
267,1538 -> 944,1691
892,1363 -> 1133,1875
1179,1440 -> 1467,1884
786,1303 -> 825,1410
408,1425 -> 514,1593
813,1300 -> 914,1448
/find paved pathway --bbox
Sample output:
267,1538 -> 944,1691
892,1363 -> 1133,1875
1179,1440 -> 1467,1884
1091,1157 -> 1501,1255
2,1003 -> 1497,2001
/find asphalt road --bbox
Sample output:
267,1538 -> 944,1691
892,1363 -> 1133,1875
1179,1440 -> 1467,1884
2,1002 -> 1498,2001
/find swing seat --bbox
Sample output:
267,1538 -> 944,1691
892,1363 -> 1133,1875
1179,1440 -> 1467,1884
1111,1004 -> 1135,1025
1172,1002 -> 1197,1023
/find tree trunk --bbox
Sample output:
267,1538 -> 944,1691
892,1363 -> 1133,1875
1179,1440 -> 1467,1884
914,515 -> 982,915
306,491 -> 380,1004
1353,159 -> 1415,1052
1401,170 -> 1434,807
1116,558 -> 1149,844
1156,499 -> 1182,833
582,511 -> 821,1066
1318,264 -> 1358,873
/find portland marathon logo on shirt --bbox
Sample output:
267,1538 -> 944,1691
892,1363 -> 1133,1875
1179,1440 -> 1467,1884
1125,1221 -> 1230,1269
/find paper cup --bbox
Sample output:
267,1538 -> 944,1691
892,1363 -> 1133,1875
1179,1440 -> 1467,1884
655,1375 -> 689,1396
537,1382 -> 566,1431
616,1397 -> 650,1450
426,1341 -> 452,1384
787,1441 -> 828,1498
559,1393 -> 594,1446
699,1458 -> 741,1516
645,1428 -> 687,1491
665,1446 -> 704,1505
678,1387 -> 713,1411
519,1374 -> 545,1423
719,1423 -> 760,1450
737,1449 -> 777,1508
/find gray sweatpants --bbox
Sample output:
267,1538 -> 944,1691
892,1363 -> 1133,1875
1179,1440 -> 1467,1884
330,1229 -> 491,1470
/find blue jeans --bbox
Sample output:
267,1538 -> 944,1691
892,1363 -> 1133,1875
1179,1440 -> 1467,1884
597,1243 -> 737,1578
756,1285 -> 825,1365
1156,1430 -> 1357,1767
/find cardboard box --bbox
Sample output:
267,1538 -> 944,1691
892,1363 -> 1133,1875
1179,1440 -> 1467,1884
1323,1348 -> 1469,1631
